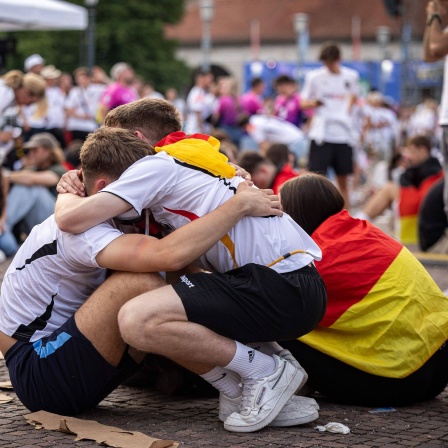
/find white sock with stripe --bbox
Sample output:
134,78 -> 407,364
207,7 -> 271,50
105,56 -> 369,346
224,341 -> 276,379
200,366 -> 241,398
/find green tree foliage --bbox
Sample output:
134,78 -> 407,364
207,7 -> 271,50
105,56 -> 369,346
3,0 -> 191,93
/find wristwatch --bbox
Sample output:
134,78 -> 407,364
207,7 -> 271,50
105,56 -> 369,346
427,13 -> 442,26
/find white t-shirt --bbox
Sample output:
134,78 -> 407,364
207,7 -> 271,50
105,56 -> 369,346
65,84 -> 105,132
0,82 -> 15,118
45,87 -> 67,129
0,215 -> 122,342
103,152 -> 321,274
301,65 -> 360,144
248,114 -> 305,145
184,86 -> 212,134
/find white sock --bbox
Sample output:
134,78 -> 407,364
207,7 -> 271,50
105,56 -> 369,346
247,341 -> 283,356
200,366 -> 241,398
224,341 -> 276,379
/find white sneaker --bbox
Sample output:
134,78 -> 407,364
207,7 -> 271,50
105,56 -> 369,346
224,354 -> 306,432
219,393 -> 319,426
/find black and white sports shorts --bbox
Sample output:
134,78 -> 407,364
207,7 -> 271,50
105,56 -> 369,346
5,315 -> 139,415
173,263 -> 327,343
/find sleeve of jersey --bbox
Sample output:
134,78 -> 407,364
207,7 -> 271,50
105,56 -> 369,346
63,221 -> 123,268
101,155 -> 177,219
300,73 -> 314,100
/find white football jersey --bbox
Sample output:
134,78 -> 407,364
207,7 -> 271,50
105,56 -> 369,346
103,152 -> 322,274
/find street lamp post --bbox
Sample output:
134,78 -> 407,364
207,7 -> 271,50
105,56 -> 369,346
293,13 -> 309,83
84,0 -> 98,71
199,0 -> 214,72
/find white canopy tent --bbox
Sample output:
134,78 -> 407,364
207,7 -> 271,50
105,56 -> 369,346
0,0 -> 87,31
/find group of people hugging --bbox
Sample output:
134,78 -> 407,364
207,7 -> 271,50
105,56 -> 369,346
0,96 -> 447,434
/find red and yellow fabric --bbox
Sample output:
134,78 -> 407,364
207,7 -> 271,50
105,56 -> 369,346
155,131 -> 236,178
398,172 -> 443,244
300,210 -> 448,378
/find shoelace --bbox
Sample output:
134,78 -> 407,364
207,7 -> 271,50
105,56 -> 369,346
239,378 -> 263,415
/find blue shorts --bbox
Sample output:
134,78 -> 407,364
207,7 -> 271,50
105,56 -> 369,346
5,315 -> 139,415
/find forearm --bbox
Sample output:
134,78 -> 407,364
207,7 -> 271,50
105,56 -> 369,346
9,170 -> 59,187
424,4 -> 448,61
55,192 -> 131,234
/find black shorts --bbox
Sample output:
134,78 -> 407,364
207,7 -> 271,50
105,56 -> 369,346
308,140 -> 354,175
172,263 -> 327,343
5,315 -> 139,415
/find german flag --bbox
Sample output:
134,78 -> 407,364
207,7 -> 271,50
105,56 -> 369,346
300,210 -> 448,378
399,172 -> 443,244
154,131 -> 236,178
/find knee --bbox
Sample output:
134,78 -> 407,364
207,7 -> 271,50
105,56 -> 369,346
118,299 -> 164,350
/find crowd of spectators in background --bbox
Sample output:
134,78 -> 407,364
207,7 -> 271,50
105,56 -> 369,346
0,42 -> 446,261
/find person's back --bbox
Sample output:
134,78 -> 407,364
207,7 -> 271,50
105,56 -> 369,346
0,214 -> 117,343
280,173 -> 448,407
104,133 -> 320,273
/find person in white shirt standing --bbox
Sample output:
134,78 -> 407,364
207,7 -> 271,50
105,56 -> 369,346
65,67 -> 106,142
301,42 -> 360,208
184,69 -> 214,134
40,65 -> 67,149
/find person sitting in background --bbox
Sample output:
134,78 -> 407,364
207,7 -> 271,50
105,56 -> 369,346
0,70 -> 46,170
5,132 -> 67,241
280,172 -> 448,407
237,150 -> 298,194
356,135 -> 443,244
418,177 -> 448,253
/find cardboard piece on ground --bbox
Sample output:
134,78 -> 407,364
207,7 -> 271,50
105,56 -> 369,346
0,380 -> 13,390
25,411 -> 179,448
0,393 -> 13,403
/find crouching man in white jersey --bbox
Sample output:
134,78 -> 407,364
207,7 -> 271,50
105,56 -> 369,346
0,127 -> 285,417
55,98 -> 326,433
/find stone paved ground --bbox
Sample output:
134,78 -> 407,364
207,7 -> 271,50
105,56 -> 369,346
1,259 -> 448,448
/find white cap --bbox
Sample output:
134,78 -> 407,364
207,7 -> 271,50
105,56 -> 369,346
24,54 -> 45,72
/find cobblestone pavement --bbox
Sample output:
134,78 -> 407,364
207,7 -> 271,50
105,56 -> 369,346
1,259 -> 448,448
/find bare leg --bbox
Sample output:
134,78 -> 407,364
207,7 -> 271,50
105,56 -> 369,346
362,181 -> 398,219
336,174 -> 350,209
75,271 -> 166,367
118,285 -> 238,375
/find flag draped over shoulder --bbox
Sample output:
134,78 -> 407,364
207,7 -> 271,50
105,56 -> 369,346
155,131 -> 236,179
300,210 -> 448,378
398,157 -> 443,244
399,173 -> 443,244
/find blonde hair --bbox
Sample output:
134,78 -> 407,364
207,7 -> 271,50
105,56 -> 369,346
3,70 -> 46,99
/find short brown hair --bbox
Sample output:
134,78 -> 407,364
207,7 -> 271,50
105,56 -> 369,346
237,151 -> 271,175
104,98 -> 182,146
280,173 -> 344,235
266,143 -> 290,167
319,42 -> 341,62
80,127 -> 151,194
408,135 -> 431,152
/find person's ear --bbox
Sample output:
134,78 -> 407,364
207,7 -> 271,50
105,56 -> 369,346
134,130 -> 148,142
